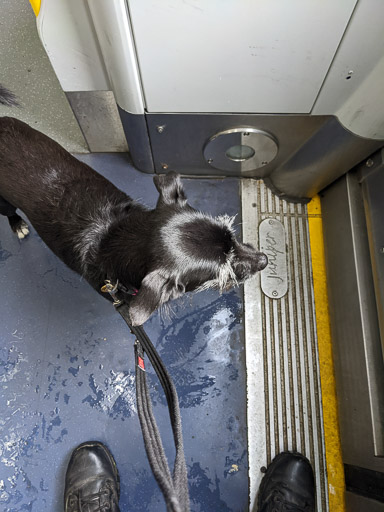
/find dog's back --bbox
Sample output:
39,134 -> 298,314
0,116 -> 119,214
0,84 -> 268,325
0,115 -> 145,280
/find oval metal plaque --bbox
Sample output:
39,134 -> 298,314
259,218 -> 288,299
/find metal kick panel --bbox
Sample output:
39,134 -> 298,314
145,113 -> 382,202
146,113 -> 329,179
242,180 -> 328,511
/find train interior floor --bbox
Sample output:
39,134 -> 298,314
0,151 -> 342,511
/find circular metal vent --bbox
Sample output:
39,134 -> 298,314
203,128 -> 278,173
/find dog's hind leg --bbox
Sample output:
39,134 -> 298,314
0,195 -> 30,239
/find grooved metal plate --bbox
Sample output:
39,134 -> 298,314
242,180 -> 329,511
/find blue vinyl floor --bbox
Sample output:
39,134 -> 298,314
0,154 -> 248,511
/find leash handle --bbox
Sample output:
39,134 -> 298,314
134,340 -> 184,512
102,282 -> 190,512
132,323 -> 190,512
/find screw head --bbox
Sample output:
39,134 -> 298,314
161,163 -> 169,170
207,159 -> 213,164
366,159 -> 374,168
156,125 -> 166,133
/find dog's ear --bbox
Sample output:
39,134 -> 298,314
128,269 -> 185,326
153,172 -> 187,207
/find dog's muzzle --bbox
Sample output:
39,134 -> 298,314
233,247 -> 268,281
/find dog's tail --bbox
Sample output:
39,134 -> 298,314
0,84 -> 20,107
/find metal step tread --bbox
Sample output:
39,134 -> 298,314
242,180 -> 329,511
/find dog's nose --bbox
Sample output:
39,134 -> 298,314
255,252 -> 268,271
237,244 -> 268,276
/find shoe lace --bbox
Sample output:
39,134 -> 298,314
68,480 -> 117,512
265,488 -> 312,512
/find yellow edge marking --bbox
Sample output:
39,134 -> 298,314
29,0 -> 41,17
307,196 -> 345,511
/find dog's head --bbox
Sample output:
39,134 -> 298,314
128,172 -> 267,325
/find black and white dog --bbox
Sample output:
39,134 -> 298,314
0,85 -> 267,325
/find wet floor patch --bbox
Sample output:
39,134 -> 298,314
0,154 -> 247,511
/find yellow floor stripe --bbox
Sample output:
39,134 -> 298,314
29,0 -> 41,17
307,196 -> 346,511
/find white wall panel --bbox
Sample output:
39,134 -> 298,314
37,0 -> 109,91
128,0 -> 357,113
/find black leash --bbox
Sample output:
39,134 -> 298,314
101,281 -> 190,512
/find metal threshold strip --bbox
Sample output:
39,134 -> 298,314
242,180 -> 344,511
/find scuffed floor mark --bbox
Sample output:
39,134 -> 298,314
0,345 -> 28,383
189,462 -> 231,511
68,366 -> 80,377
150,292 -> 242,409
0,424 -> 40,511
0,242 -> 12,264
82,370 -> 136,420
41,415 -> 68,444
39,479 -> 49,492
0,400 -> 73,510
1,466 -> 38,511
46,364 -> 62,394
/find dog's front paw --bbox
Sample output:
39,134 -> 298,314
14,219 -> 30,239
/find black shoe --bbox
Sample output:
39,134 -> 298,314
257,452 -> 315,512
64,441 -> 120,512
